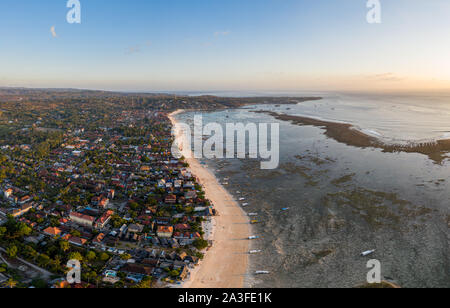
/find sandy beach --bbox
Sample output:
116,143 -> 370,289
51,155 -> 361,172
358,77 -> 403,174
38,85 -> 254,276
168,110 -> 251,288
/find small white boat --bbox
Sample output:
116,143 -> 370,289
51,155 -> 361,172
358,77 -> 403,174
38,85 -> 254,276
242,203 -> 249,207
249,250 -> 262,254
255,271 -> 270,275
361,249 -> 376,257
248,236 -> 260,240
248,213 -> 258,216
281,208 -> 290,211
239,198 -> 246,201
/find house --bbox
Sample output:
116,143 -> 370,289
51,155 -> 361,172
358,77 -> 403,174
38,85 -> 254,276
70,212 -> 95,228
3,188 -> 13,199
178,251 -> 188,261
157,179 -> 166,188
181,170 -> 192,178
174,180 -> 182,188
69,236 -> 88,247
103,270 -> 120,284
11,203 -> 33,217
98,197 -> 110,209
96,210 -> 113,229
18,195 -> 32,205
91,196 -> 100,206
183,181 -> 194,189
140,165 -> 150,172
174,224 -> 190,231
128,223 -> 144,234
165,194 -> 177,204
92,195 -> 109,208
92,233 -> 105,246
184,190 -> 197,200
179,265 -> 189,280
121,264 -> 154,277
43,227 -> 62,237
157,225 -> 173,238
108,189 -> 115,199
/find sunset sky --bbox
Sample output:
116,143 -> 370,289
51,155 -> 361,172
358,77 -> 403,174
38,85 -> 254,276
1,0 -> 450,92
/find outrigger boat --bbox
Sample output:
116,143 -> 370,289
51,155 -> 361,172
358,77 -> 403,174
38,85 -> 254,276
255,271 -> 270,275
361,249 -> 376,257
249,250 -> 262,254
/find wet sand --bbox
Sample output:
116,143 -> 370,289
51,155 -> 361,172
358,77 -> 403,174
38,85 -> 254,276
168,110 -> 251,288
256,111 -> 450,164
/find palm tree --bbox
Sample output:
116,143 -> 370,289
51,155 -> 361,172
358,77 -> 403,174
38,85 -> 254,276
3,278 -> 18,289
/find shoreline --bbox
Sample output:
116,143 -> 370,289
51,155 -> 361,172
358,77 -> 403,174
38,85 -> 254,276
168,110 -> 251,288
256,110 -> 450,164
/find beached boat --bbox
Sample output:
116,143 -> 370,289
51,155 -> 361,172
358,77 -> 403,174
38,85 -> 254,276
255,271 -> 270,275
248,236 -> 260,240
250,220 -> 260,224
242,203 -> 249,206
248,213 -> 258,216
249,250 -> 262,254
361,249 -> 376,257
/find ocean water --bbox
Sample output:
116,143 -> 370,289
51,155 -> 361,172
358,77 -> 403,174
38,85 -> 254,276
175,93 -> 450,288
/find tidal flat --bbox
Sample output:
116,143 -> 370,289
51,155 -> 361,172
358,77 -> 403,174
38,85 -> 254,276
176,97 -> 450,288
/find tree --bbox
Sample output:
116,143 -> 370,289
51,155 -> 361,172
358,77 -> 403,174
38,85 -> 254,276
68,252 -> 84,262
23,245 -> 38,260
99,253 -> 110,262
169,270 -> 180,278
18,223 -> 32,237
6,245 -> 18,258
86,251 -> 96,261
59,240 -> 70,252
120,253 -> 131,261
31,279 -> 48,288
0,226 -> 6,238
37,254 -> 51,267
70,230 -> 81,237
193,239 -> 209,250
133,276 -> 153,288
3,278 -> 17,289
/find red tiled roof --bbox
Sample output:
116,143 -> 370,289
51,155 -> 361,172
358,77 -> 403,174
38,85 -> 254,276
43,227 -> 62,236
70,212 -> 95,222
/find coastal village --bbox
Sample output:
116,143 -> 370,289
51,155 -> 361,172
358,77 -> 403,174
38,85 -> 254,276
0,89 -> 312,288
0,94 -> 219,288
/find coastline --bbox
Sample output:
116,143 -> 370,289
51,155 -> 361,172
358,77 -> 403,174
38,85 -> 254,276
168,110 -> 251,288
256,110 -> 450,164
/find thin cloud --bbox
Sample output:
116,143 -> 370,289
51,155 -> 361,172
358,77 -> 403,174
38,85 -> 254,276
125,40 -> 152,55
214,30 -> 231,37
125,45 -> 141,55
50,26 -> 57,38
367,73 -> 405,82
